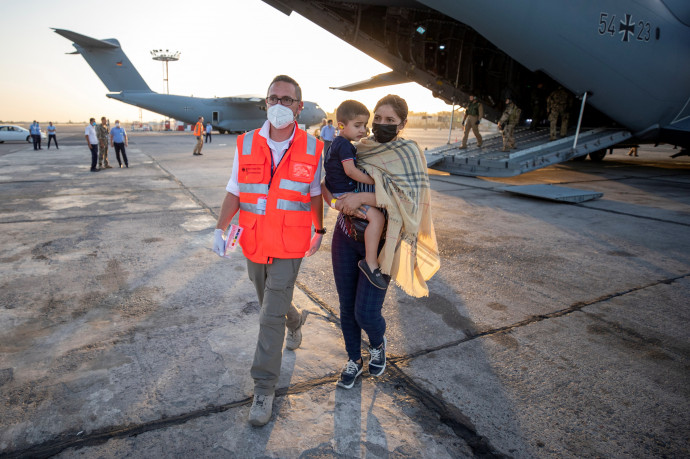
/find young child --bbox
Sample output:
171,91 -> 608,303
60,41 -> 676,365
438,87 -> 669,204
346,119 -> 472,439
324,100 -> 387,289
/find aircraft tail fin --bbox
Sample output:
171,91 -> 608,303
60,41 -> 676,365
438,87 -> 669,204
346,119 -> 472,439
53,28 -> 152,93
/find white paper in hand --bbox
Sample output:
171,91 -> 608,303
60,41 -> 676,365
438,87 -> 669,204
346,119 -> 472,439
223,224 -> 243,257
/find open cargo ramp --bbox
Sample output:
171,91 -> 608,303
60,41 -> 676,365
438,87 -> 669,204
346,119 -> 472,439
426,127 -> 632,177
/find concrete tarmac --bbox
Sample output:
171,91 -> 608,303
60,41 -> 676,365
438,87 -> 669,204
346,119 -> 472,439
1,127 -> 689,458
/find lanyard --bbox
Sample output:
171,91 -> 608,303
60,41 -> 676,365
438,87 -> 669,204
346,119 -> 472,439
268,142 -> 292,189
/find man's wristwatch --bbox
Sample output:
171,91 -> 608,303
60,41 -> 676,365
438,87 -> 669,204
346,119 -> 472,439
315,228 -> 327,234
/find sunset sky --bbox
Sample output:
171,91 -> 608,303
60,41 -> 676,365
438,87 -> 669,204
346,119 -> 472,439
0,0 -> 453,124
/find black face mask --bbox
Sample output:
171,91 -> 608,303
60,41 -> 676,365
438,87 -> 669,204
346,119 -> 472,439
372,123 -> 399,143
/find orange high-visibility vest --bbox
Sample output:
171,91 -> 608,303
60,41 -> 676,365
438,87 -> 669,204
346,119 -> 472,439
237,123 -> 323,264
194,122 -> 204,136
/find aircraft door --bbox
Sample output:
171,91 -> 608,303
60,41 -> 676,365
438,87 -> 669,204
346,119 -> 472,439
212,111 -> 219,124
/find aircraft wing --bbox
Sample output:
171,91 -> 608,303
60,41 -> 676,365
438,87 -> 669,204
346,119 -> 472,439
330,71 -> 410,92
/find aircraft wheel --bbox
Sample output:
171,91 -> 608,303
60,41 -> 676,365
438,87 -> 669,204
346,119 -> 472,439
589,150 -> 607,162
571,154 -> 587,161
26,135 -> 31,142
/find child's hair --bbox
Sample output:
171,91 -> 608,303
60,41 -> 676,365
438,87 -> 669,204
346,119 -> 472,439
336,100 -> 370,124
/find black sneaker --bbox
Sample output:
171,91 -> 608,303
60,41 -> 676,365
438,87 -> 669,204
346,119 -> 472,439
368,336 -> 387,376
358,260 -> 387,290
337,359 -> 363,389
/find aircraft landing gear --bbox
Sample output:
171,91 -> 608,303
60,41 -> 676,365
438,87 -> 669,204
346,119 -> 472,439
589,149 -> 607,161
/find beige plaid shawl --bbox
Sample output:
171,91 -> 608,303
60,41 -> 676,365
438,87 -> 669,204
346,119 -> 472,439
356,138 -> 440,297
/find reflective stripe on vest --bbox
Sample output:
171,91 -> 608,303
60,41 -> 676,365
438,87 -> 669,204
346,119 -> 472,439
306,134 -> 316,156
239,183 -> 269,194
279,178 -> 309,195
242,129 -> 316,157
276,199 -> 310,212
240,202 -> 266,215
242,130 -> 254,155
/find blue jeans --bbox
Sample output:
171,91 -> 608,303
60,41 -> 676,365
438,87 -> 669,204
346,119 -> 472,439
331,224 -> 388,362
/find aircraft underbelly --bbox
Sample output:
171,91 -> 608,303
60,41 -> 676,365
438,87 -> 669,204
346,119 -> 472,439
419,0 -> 690,135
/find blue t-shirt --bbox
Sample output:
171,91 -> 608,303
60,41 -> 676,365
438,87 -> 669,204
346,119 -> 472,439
111,126 -> 127,143
324,136 -> 359,194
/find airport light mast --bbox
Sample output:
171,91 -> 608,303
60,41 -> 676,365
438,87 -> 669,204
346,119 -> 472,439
150,49 -> 180,95
151,49 -> 180,130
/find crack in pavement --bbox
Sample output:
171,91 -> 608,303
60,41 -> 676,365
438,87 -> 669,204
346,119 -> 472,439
147,153 -> 219,218
393,272 -> 690,364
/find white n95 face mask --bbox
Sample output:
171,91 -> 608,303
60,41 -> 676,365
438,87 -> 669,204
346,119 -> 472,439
267,104 -> 295,129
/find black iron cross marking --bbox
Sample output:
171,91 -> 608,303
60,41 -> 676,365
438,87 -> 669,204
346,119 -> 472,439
619,14 -> 635,42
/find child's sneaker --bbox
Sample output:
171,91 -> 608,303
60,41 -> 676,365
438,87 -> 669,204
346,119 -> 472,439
368,336 -> 387,376
358,260 -> 387,290
336,359 -> 364,389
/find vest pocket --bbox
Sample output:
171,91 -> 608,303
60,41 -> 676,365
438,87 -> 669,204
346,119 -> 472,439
238,213 -> 257,255
282,211 -> 311,253
239,165 -> 265,183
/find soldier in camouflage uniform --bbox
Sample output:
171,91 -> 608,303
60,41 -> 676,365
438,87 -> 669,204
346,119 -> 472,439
96,117 -> 112,169
498,98 -> 521,152
546,86 -> 572,141
459,94 -> 484,148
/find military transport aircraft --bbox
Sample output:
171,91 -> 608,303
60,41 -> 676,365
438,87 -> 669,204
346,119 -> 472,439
262,0 -> 689,159
53,29 -> 326,133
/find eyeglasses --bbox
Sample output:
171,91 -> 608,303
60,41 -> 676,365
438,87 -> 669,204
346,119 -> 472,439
266,95 -> 299,106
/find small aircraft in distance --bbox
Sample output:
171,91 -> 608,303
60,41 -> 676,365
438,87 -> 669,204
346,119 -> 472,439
53,29 -> 326,133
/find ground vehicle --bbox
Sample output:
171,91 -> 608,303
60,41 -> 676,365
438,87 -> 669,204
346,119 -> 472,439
0,125 -> 46,143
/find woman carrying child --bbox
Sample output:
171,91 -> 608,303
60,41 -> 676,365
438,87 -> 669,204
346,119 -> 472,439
322,94 -> 440,389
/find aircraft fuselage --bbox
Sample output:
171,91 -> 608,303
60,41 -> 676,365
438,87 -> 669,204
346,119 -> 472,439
419,0 -> 690,141
107,92 -> 325,132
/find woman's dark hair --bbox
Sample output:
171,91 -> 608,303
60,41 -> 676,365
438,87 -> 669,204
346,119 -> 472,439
374,94 -> 408,122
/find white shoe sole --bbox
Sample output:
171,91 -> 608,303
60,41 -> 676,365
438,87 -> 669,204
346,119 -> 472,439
336,368 -> 363,389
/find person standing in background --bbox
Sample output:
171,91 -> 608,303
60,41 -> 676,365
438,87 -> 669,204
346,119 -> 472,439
47,122 -> 58,149
96,117 -> 112,169
547,86 -> 572,141
205,122 -> 212,143
459,94 -> 483,149
498,98 -> 522,152
30,121 -> 42,150
110,120 -> 129,168
193,116 -> 205,155
320,119 -> 336,155
85,118 -> 99,172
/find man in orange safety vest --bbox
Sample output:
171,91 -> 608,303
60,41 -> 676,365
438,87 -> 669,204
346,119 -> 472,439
193,116 -> 204,155
212,75 -> 325,426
